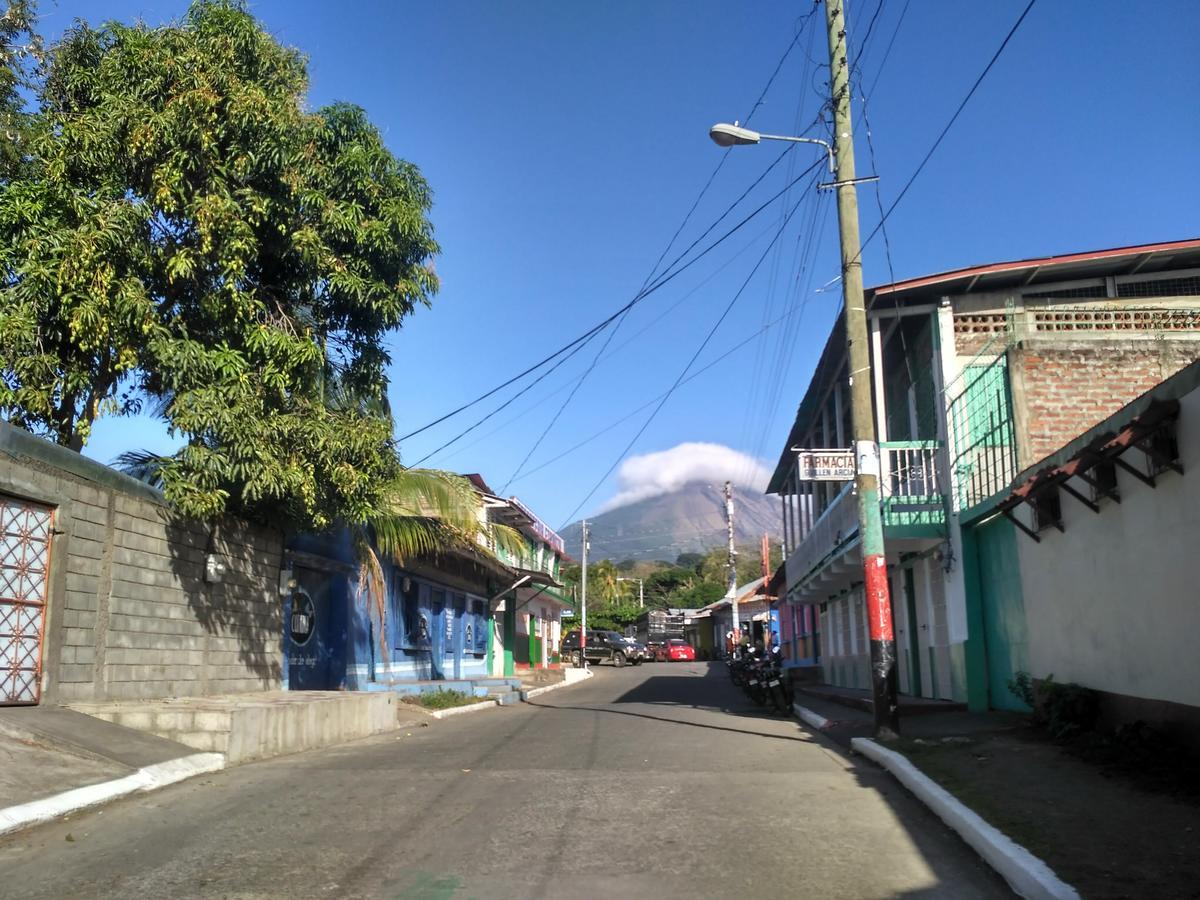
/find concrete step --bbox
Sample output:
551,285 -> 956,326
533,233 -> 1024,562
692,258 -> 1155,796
70,691 -> 399,764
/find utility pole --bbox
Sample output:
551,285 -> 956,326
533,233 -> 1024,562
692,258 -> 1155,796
617,577 -> 644,608
823,0 -> 899,737
724,481 -> 739,654
580,520 -> 588,667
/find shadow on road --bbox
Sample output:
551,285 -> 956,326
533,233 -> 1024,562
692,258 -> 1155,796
525,698 -> 817,744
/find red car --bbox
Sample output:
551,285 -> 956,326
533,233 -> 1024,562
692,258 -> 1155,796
664,639 -> 695,662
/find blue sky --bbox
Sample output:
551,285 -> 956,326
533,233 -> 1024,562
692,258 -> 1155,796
53,0 -> 1200,532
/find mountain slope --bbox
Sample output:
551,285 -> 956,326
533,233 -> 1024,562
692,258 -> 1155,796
561,482 -> 780,562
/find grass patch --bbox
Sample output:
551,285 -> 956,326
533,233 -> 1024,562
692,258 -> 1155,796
401,689 -> 486,710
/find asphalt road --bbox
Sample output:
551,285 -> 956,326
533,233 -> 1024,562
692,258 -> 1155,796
0,662 -> 1011,899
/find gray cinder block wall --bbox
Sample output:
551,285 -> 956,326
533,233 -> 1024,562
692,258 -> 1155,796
0,422 -> 283,703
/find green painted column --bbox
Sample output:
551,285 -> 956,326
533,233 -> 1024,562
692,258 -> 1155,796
503,601 -> 516,677
486,611 -> 495,674
959,522 -> 990,712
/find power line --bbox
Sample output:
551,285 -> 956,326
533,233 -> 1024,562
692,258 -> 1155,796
857,0 -> 1039,257
865,0 -> 912,98
849,0 -> 886,73
400,16 -> 820,453
556,158 -> 826,531
510,288 -> 823,485
411,154 -> 821,467
437,217 -> 785,466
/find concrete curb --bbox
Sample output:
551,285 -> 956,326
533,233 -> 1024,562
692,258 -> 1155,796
792,701 -> 832,731
521,669 -> 594,701
0,752 -> 225,838
427,700 -> 499,719
851,737 -> 1079,900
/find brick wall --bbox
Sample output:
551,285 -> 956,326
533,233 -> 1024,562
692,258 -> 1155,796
0,422 -> 282,703
1012,339 -> 1200,465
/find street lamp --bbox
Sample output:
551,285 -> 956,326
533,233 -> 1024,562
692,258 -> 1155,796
708,6 -> 901,740
708,122 -> 834,172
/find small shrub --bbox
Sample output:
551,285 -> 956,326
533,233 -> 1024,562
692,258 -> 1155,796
1007,671 -> 1100,740
1006,670 -> 1036,708
402,689 -> 481,710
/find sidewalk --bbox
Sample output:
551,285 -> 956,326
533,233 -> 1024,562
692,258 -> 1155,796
1,674 -> 596,838
0,706 -> 197,810
0,705 -> 224,837
793,686 -> 1200,899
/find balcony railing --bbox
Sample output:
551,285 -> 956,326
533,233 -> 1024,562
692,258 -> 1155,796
785,482 -> 858,587
880,441 -> 946,528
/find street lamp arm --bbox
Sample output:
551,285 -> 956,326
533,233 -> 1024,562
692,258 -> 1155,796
709,122 -> 834,172
759,134 -> 834,172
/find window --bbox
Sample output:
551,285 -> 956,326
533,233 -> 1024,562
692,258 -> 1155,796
470,599 -> 488,655
395,573 -> 425,650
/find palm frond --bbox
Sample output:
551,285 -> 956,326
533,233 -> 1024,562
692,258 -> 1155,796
353,531 -> 389,661
112,449 -> 172,489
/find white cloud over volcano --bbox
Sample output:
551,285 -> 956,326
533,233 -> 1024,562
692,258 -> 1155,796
599,442 -> 771,512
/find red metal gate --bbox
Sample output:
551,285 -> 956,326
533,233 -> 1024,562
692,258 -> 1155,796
0,494 -> 54,705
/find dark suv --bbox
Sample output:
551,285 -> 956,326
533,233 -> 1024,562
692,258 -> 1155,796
560,629 -> 639,667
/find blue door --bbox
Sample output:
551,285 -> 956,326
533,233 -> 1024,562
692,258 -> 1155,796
284,567 -> 347,690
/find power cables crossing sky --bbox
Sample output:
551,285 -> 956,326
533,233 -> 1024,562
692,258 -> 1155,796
399,0 -> 1042,537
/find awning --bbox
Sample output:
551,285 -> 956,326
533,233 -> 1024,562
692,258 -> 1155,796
995,357 -> 1198,541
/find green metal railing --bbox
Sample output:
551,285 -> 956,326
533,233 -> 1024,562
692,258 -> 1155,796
880,440 -> 945,529
947,353 -> 1017,512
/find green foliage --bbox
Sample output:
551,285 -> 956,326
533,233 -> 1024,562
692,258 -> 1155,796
403,689 -> 481,711
0,1 -> 438,531
1008,671 -> 1101,740
0,1 -> 41,181
563,540 -> 783,613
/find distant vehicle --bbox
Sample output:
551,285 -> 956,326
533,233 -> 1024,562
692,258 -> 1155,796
645,640 -> 666,662
664,638 -> 696,662
560,629 -> 639,667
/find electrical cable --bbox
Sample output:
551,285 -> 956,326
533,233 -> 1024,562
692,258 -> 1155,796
438,217 -> 784,466
864,0 -> 911,98
411,154 -> 821,466
510,288 -> 822,485
849,0 -> 886,73
856,0 -> 1039,259
400,15 -> 820,451
555,157 -> 826,531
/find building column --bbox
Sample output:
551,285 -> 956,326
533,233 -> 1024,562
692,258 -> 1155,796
503,600 -> 516,677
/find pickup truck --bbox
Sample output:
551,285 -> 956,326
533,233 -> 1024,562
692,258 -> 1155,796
560,629 -> 644,667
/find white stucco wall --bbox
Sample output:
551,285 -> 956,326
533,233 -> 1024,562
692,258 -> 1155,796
1015,385 -> 1200,709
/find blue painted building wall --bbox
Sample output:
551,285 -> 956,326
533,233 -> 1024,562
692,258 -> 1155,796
281,532 -> 492,691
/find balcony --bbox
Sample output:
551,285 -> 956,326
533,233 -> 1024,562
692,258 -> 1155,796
783,441 -> 946,598
880,441 -> 946,536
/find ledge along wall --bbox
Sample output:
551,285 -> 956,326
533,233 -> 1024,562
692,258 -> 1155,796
0,421 -> 283,704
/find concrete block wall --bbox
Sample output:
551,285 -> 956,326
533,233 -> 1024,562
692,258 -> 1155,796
0,421 -> 283,704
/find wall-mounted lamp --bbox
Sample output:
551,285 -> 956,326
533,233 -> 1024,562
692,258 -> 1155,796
278,564 -> 298,597
205,553 -> 228,584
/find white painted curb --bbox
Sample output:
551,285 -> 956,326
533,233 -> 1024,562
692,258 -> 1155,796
427,700 -> 498,719
0,752 -> 226,838
792,702 -> 832,731
851,737 -> 1079,900
522,669 -> 594,701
